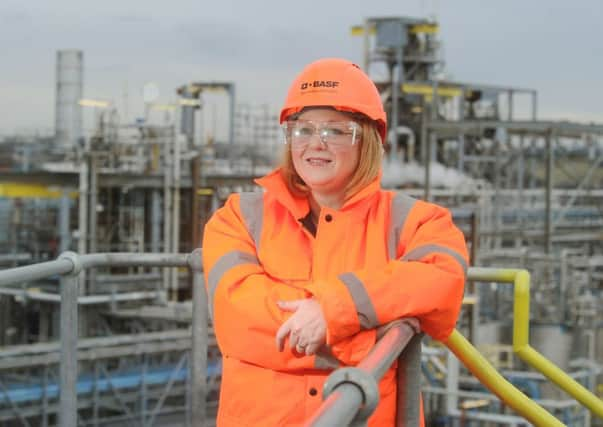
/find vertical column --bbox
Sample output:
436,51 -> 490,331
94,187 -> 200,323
507,90 -> 514,121
445,348 -> 460,417
59,192 -> 71,253
516,135 -> 525,247
151,189 -> 161,253
58,251 -> 81,427
77,156 -> 88,291
55,50 -> 83,151
189,249 -> 208,427
163,138 -> 173,300
171,130 -> 181,299
544,130 -> 554,254
191,156 -> 201,249
493,137 -> 502,249
390,45 -> 402,150
362,18 -> 370,72
424,79 -> 439,202
228,84 -> 236,146
88,155 -> 98,292
395,334 -> 422,427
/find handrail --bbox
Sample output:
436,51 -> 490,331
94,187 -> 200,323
3,258 -> 601,426
441,267 -> 603,426
445,330 -> 564,426
0,250 -> 208,427
305,321 -> 417,427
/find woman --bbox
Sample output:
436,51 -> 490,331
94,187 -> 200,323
202,58 -> 468,426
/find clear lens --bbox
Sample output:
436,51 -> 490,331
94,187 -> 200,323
282,120 -> 360,149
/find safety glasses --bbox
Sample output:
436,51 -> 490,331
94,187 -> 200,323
281,120 -> 361,150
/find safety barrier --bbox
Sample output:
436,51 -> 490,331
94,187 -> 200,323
0,250 -> 208,427
2,255 -> 602,426
448,268 -> 603,422
305,267 -> 602,426
305,321 -> 421,426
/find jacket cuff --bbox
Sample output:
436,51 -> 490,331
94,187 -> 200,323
307,278 -> 361,345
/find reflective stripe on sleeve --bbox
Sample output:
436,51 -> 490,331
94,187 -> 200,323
338,272 -> 379,330
239,192 -> 264,248
401,244 -> 468,276
388,194 -> 417,260
207,250 -> 260,320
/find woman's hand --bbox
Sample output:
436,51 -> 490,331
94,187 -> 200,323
275,299 -> 326,356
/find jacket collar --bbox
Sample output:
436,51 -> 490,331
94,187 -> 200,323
255,168 -> 382,218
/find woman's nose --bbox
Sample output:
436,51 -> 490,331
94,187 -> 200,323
307,132 -> 328,149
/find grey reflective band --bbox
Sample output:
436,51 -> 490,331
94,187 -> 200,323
207,250 -> 260,320
388,194 -> 417,260
401,244 -> 468,276
239,192 -> 264,248
314,346 -> 340,370
338,272 -> 379,330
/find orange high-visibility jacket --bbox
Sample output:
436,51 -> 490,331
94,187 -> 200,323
202,168 -> 468,426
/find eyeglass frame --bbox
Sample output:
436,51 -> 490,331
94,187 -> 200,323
281,120 -> 362,150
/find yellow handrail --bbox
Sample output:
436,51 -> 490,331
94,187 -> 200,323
445,330 -> 564,426
449,267 -> 603,421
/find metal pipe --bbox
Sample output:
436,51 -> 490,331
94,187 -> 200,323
172,129 -> 181,300
424,79 -> 438,201
517,134 -> 525,247
465,267 -> 603,419
189,248 -> 207,427
445,330 -> 564,427
151,189 -> 161,253
493,137 -> 501,249
95,273 -> 162,283
544,131 -> 553,254
80,253 -> 188,269
0,289 -> 159,304
89,155 -> 98,293
0,251 -> 211,426
228,84 -> 236,146
59,272 -> 79,427
0,253 -> 31,264
163,138 -> 173,299
307,322 -> 415,426
0,259 -> 74,286
363,18 -> 370,72
395,334 -> 422,426
308,387 -> 362,427
77,156 -> 88,288
390,47 -> 401,150
425,132 -> 435,202
508,90 -> 514,121
358,321 -> 415,379
59,192 -> 71,253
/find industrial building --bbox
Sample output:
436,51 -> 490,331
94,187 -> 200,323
0,15 -> 602,427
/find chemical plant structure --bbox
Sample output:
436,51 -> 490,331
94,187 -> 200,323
0,15 -> 602,427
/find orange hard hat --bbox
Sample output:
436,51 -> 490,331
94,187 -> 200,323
279,58 -> 387,143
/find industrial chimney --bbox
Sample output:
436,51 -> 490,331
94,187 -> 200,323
54,50 -> 83,151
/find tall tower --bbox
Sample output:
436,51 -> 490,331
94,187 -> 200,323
55,50 -> 83,151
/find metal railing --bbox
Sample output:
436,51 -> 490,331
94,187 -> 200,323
3,255 -> 602,426
306,267 -> 602,427
0,250 -> 208,427
448,268 -> 603,422
305,321 -> 421,427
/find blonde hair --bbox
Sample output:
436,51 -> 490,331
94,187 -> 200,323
280,111 -> 383,200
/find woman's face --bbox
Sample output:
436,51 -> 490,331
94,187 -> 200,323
289,108 -> 360,198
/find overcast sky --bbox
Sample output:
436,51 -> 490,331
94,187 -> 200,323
1,0 -> 602,138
